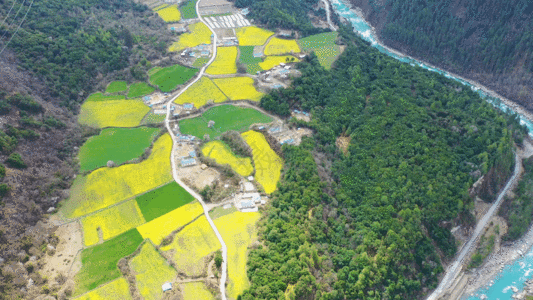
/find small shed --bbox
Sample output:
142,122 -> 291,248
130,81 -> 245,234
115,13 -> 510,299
208,120 -> 215,128
162,282 -> 172,292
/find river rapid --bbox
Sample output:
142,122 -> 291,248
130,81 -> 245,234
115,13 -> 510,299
328,0 -> 533,299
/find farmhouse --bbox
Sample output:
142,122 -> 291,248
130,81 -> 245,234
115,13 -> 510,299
181,157 -> 197,167
198,0 -> 233,15
239,200 -> 255,209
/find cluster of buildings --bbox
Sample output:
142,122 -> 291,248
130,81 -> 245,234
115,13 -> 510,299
180,149 -> 197,167
234,179 -> 267,212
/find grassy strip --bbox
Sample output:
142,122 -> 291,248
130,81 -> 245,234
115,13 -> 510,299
105,81 -> 128,94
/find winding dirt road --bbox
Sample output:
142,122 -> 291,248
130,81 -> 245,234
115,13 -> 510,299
164,1 -> 227,299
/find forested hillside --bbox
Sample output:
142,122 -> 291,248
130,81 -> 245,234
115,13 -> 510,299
240,25 -> 525,299
350,0 -> 533,112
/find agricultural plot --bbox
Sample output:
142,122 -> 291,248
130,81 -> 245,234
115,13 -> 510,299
153,4 -> 168,11
156,4 -> 181,22
214,211 -> 260,299
259,55 -> 299,70
74,278 -> 132,300
161,216 -> 220,277
78,100 -> 150,129
202,141 -> 253,176
63,134 -> 173,219
140,112 -> 166,125
74,229 -> 143,296
242,130 -> 283,194
136,181 -> 195,222
137,201 -> 204,245
149,64 -> 198,92
239,46 -> 262,74
127,82 -> 155,98
81,200 -> 146,247
168,22 -> 211,52
105,81 -> 128,94
179,105 -> 273,139
173,77 -> 227,108
180,0 -> 197,19
206,46 -> 238,75
264,37 -> 301,55
78,127 -> 159,172
181,282 -> 215,300
85,92 -> 125,102
192,57 -> 209,68
298,32 -> 341,69
213,77 -> 264,101
130,242 -> 177,300
236,26 -> 274,46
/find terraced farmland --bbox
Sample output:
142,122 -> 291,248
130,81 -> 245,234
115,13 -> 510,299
127,82 -> 155,98
74,278 -> 132,300
78,127 -> 159,172
206,46 -> 238,75
135,181 -> 195,222
149,64 -> 198,92
298,32 -> 341,69
85,92 -> 125,102
174,77 -> 227,108
264,37 -> 301,55
179,0 -> 197,19
239,46 -> 262,74
236,26 -> 274,46
241,130 -> 283,194
63,134 -> 173,218
74,229 -> 143,295
168,22 -> 211,52
81,200 -> 146,247
130,242 -> 177,300
105,81 -> 128,94
181,282 -> 216,300
137,201 -> 204,245
161,216 -> 221,277
155,4 -> 181,22
179,105 -> 272,139
259,55 -> 299,70
213,77 -> 264,101
214,211 -> 260,299
202,141 -> 254,176
78,99 -> 150,129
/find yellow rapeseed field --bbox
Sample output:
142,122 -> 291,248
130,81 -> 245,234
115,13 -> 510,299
264,37 -> 301,55
206,46 -> 238,75
202,141 -> 253,177
259,56 -> 300,70
155,4 -> 181,22
214,211 -> 260,299
241,131 -> 283,194
161,216 -> 220,277
130,242 -> 177,300
174,77 -> 227,108
81,200 -> 146,247
236,26 -> 274,46
137,201 -> 204,245
168,22 -> 212,52
64,135 -> 173,219
213,77 -> 264,101
78,100 -> 150,128
181,282 -> 215,300
74,278 -> 132,300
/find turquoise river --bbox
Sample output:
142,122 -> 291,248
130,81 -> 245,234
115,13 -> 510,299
329,0 -> 533,299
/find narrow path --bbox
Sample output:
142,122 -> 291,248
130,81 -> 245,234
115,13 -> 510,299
164,1 -> 228,299
427,153 -> 522,300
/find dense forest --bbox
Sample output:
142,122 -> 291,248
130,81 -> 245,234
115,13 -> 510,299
0,0 -> 169,109
350,0 -> 533,112
240,24 -> 525,299
234,0 -> 328,36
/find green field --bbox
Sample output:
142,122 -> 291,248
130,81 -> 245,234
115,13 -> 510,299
180,0 -> 197,19
193,57 -> 209,68
239,46 -> 262,74
141,112 -> 166,125
149,64 -> 198,92
298,32 -> 341,69
136,182 -> 195,222
78,127 -> 159,172
74,229 -> 143,296
128,82 -> 155,98
105,81 -> 128,94
179,105 -> 273,139
86,92 -> 126,102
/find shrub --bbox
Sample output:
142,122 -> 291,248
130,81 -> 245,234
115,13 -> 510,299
6,153 -> 27,169
7,93 -> 43,113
